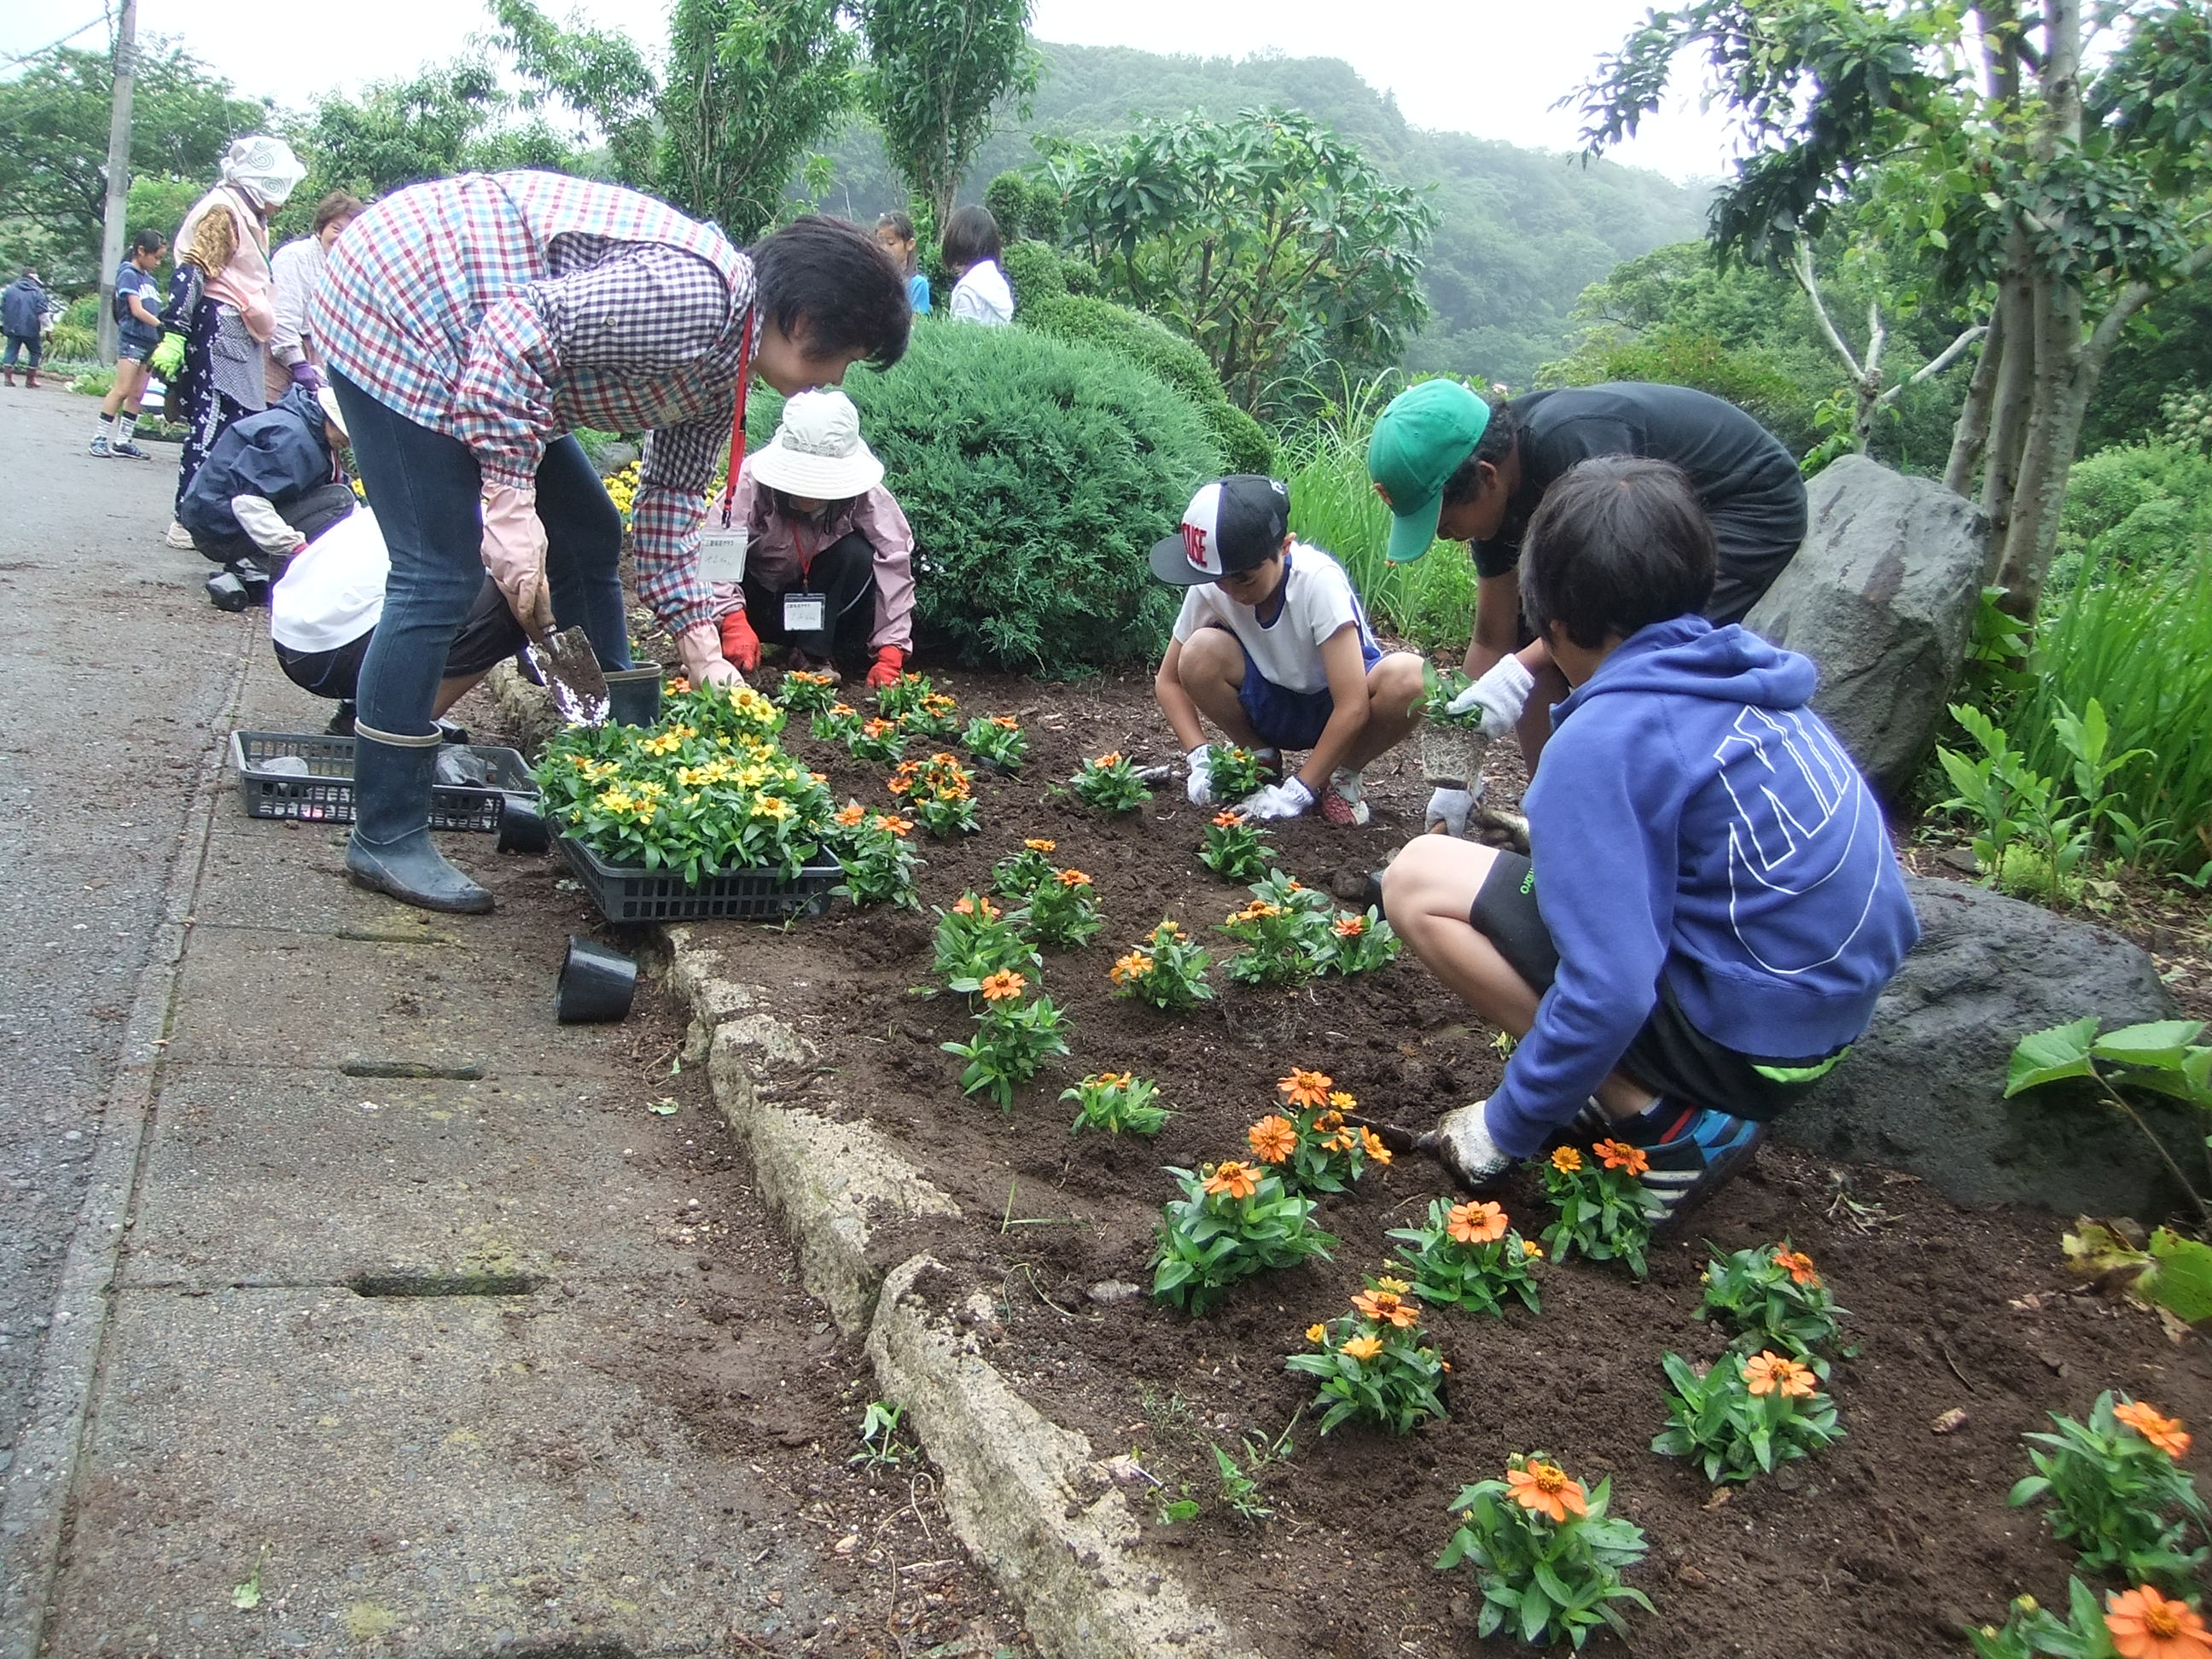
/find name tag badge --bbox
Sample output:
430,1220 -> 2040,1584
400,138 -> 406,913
698,528 -> 748,585
783,592 -> 828,634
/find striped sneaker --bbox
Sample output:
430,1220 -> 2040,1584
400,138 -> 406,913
1612,1100 -> 1766,1229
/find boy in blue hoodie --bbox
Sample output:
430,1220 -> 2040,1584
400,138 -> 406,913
1381,456 -> 1918,1222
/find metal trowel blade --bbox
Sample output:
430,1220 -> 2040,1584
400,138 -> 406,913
526,626 -> 610,726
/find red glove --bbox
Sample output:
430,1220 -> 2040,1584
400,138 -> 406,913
865,646 -> 905,689
718,608 -> 760,672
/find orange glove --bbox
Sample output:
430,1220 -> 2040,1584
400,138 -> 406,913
717,608 -> 760,672
865,645 -> 905,690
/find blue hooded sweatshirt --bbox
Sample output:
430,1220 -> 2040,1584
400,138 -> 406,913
1483,615 -> 1919,1156
178,387 -> 342,552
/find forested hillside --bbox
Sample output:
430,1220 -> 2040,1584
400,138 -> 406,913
798,41 -> 1710,387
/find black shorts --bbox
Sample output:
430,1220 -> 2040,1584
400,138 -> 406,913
276,576 -> 524,701
1469,850 -> 1846,1122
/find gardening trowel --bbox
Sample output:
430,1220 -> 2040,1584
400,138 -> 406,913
525,625 -> 611,726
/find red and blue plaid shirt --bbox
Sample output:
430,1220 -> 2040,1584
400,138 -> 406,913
317,171 -> 753,634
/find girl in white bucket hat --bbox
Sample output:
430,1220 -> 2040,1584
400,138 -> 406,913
712,387 -> 917,686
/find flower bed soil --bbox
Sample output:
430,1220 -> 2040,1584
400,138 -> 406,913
607,663 -> 2212,1658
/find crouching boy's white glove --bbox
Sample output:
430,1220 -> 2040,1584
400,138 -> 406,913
1424,782 -> 1481,836
1419,1100 -> 1515,1188
1238,777 -> 1314,821
1185,745 -> 1214,806
1447,655 -> 1538,739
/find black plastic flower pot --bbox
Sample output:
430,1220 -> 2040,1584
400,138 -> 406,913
497,791 -> 550,855
556,934 -> 637,1024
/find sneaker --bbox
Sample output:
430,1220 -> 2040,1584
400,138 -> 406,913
89,433 -> 111,457
1609,1101 -> 1766,1229
1320,773 -> 1371,826
111,440 -> 151,460
165,520 -> 195,550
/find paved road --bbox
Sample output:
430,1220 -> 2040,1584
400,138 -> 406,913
0,389 -> 249,1471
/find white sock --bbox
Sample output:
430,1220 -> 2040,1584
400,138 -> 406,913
93,412 -> 114,439
114,414 -> 137,444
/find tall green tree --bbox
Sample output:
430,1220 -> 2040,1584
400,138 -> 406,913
491,0 -> 856,241
856,0 -> 1035,228
1046,108 -> 1435,417
0,39 -> 265,288
1577,0 -> 2212,614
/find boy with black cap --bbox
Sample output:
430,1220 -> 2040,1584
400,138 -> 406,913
1367,380 -> 1807,835
1150,474 -> 1425,824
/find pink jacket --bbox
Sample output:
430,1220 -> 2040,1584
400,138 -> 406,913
176,185 -> 276,341
709,457 -> 917,651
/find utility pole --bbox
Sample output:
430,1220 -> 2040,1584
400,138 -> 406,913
95,0 -> 139,364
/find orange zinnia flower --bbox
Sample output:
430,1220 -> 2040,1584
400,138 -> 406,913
874,814 -> 912,836
1247,1115 -> 1299,1164
1360,1126 -> 1393,1166
829,701 -> 853,716
1773,1248 -> 1820,1288
1522,1239 -> 1545,1259
1058,868 -> 1092,887
2106,1586 -> 2212,1659
978,970 -> 1026,1003
1350,1288 -> 1420,1329
1342,1335 -> 1384,1363
1313,1109 -> 1344,1132
1305,1323 -> 1328,1344
667,676 -> 692,693
1333,914 -> 1366,937
993,715 -> 1020,730
1743,1351 -> 1817,1399
1109,951 -> 1154,985
1211,810 -> 1246,828
952,894 -> 998,918
866,719 -> 897,737
1202,1161 -> 1258,1202
1094,751 -> 1123,767
1551,1146 -> 1584,1174
1594,1138 -> 1650,1175
834,804 -> 866,826
1447,1201 -> 1509,1246
1023,837 -> 1057,853
1278,1068 -> 1334,1109
2116,1400 -> 2193,1460
1505,1461 -> 1588,1525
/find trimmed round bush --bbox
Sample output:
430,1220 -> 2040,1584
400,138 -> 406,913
754,322 -> 1221,674
999,240 -> 1067,306
1020,291 -> 1273,474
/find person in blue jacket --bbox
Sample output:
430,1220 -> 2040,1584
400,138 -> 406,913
1381,455 -> 1918,1224
178,383 -> 354,584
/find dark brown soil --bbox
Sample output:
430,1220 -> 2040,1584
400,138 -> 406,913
535,662 -> 2212,1659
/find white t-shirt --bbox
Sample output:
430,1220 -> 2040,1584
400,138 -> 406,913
1170,542 -> 1377,695
271,507 -> 387,653
948,260 -> 1014,325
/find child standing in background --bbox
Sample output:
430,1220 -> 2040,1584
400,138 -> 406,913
876,212 -> 929,316
942,206 -> 1013,326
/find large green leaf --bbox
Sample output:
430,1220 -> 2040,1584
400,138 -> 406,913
2092,1020 -> 2208,1069
2005,1017 -> 2101,1096
2143,1229 -> 2212,1324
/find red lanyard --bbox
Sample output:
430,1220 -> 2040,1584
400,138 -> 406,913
718,306 -> 755,529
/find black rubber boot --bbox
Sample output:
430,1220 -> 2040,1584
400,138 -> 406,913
346,721 -> 494,914
603,663 -> 664,728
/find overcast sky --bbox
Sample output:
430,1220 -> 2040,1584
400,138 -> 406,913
4,0 -> 1737,183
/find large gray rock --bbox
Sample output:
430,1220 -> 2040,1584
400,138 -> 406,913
1777,876 -> 2193,1217
1747,455 -> 1988,807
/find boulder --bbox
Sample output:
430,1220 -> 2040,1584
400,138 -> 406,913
1776,876 -> 2193,1217
1747,455 -> 1988,807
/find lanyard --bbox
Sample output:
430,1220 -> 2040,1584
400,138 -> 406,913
718,306 -> 756,530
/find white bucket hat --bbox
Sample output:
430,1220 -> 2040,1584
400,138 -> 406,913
751,388 -> 885,499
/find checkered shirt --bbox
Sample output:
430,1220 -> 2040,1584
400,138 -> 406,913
316,171 -> 754,635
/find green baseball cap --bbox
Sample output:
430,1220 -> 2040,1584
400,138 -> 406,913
1366,380 -> 1492,563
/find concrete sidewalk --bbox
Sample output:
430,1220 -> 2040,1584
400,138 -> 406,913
2,394 -> 1026,1659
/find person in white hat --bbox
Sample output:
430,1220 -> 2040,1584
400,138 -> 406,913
713,387 -> 917,687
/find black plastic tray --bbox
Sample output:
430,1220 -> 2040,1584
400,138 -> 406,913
554,834 -> 841,923
231,731 -> 535,831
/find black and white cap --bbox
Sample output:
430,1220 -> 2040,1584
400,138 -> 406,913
1148,474 -> 1292,586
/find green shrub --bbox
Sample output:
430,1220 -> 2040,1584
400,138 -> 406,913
754,322 -> 1220,674
1020,291 -> 1272,472
2058,444 -> 2212,571
46,324 -> 96,363
982,172 -> 1064,243
999,240 -> 1066,306
62,294 -> 99,331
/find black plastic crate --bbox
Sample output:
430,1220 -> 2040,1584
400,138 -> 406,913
555,834 -> 841,923
230,731 -> 535,832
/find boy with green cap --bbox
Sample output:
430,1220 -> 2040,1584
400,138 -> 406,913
1367,380 -> 1807,835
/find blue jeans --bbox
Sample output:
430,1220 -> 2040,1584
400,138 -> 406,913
329,370 -> 630,736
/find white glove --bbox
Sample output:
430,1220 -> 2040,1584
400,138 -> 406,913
1238,777 -> 1315,821
1446,655 -> 1537,740
1185,745 -> 1214,807
675,621 -> 745,690
1424,783 -> 1481,837
1422,1100 -> 1514,1187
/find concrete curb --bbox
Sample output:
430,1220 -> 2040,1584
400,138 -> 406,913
0,632 -> 254,1659
661,928 -> 1259,1659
